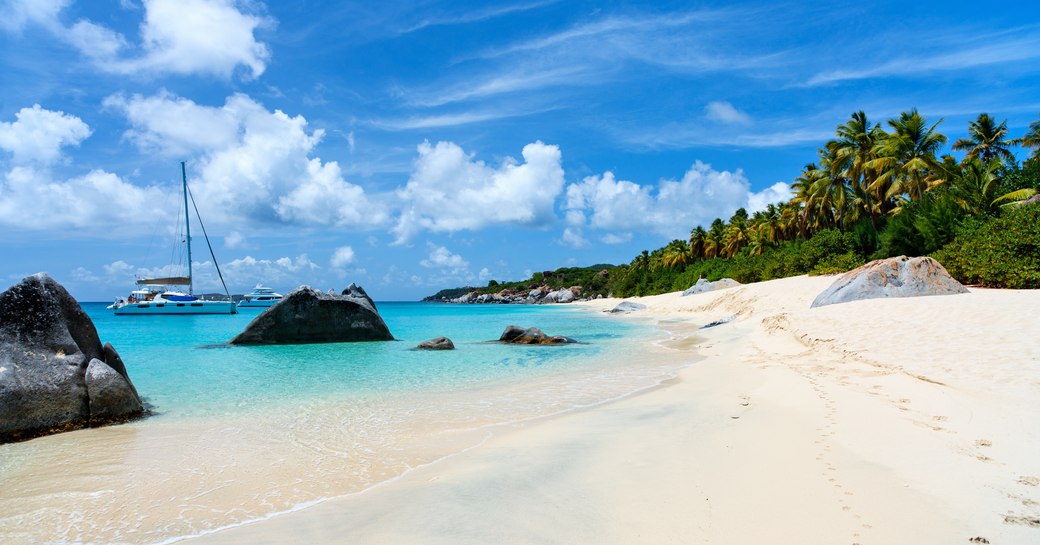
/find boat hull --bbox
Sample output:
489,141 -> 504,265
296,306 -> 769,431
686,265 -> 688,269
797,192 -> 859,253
112,301 -> 238,315
237,299 -> 280,307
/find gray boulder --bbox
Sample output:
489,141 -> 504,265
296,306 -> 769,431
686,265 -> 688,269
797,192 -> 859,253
811,256 -> 969,308
417,336 -> 455,350
682,278 -> 741,296
543,288 -> 576,304
0,274 -> 143,443
498,325 -> 577,345
230,285 -> 394,344
607,301 -> 646,314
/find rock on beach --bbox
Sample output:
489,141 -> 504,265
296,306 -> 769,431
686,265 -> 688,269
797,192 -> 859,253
810,256 -> 969,308
0,274 -> 144,443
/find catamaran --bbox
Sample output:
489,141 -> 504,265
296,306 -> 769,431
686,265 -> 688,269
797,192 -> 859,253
108,162 -> 237,315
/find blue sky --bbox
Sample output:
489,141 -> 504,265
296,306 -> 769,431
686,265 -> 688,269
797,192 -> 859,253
2,0 -> 1039,301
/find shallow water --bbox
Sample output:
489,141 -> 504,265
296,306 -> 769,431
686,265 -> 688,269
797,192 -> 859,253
0,302 -> 688,545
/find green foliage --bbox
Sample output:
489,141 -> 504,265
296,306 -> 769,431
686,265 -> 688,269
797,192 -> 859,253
932,204 -> 1040,288
876,193 -> 965,258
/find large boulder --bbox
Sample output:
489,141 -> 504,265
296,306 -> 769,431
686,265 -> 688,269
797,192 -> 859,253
811,256 -> 969,308
0,274 -> 143,443
229,285 -> 394,344
682,278 -> 741,296
498,325 -> 577,345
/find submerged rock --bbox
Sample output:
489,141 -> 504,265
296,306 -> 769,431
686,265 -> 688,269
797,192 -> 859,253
682,278 -> 741,297
811,256 -> 969,308
498,325 -> 577,345
229,285 -> 393,345
0,274 -> 143,443
417,336 -> 455,350
607,301 -> 646,314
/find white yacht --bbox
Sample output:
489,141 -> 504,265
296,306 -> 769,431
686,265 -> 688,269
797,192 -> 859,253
238,284 -> 283,307
108,162 -> 237,315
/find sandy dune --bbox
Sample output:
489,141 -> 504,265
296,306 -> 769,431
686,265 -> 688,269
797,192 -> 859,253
189,275 -> 1040,545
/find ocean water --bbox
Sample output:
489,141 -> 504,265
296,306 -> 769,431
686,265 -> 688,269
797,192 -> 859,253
0,302 -> 689,545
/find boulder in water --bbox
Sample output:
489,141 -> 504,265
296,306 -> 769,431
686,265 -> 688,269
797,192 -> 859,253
0,274 -> 144,443
229,285 -> 393,344
810,256 -> 969,308
417,336 -> 455,350
498,325 -> 577,345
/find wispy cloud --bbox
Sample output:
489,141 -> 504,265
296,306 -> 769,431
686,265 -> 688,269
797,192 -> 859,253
807,26 -> 1040,86
400,66 -> 594,108
370,106 -> 560,130
399,0 -> 560,34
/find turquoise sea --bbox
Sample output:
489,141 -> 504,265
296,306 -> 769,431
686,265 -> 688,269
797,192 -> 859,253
0,302 -> 689,545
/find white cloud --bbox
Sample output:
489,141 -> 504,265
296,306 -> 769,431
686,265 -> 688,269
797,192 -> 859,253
330,246 -> 356,268
420,243 -> 469,272
746,181 -> 793,213
560,226 -> 588,248
564,161 -> 782,240
222,254 -> 319,288
0,0 -> 66,32
122,0 -> 271,79
0,104 -> 91,165
0,166 -> 173,232
705,100 -> 751,125
107,92 -> 386,229
224,231 -> 247,249
600,233 -> 631,244
393,140 -> 564,243
2,0 -> 270,79
479,267 -> 493,281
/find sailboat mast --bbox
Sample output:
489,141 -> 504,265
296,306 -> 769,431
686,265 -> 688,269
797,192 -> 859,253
181,161 -> 193,295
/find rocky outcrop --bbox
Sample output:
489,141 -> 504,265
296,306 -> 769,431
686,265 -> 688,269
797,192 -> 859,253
342,282 -> 376,310
682,278 -> 741,296
811,256 -> 969,308
0,274 -> 144,443
498,325 -> 577,345
417,337 -> 455,350
607,301 -> 646,314
229,285 -> 393,344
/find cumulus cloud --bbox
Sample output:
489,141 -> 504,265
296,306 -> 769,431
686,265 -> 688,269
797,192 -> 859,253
563,161 -> 784,242
392,140 -> 564,243
705,100 -> 752,125
746,181 -> 793,213
420,243 -> 469,272
2,0 -> 270,79
0,166 -> 173,233
223,254 -> 319,287
0,104 -> 91,165
106,92 -> 386,229
330,246 -> 356,268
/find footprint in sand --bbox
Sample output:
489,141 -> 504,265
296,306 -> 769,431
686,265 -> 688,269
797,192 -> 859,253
975,439 -> 992,448
1018,476 -> 1040,486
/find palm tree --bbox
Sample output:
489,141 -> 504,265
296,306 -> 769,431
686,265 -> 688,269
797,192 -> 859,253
952,113 -> 1015,165
868,109 -> 947,203
688,226 -> 707,258
703,218 -> 726,259
1013,113 -> 1040,159
832,111 -> 884,221
661,239 -> 695,268
941,157 -> 1037,215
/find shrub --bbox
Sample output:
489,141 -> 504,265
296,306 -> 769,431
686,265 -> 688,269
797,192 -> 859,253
932,204 -> 1040,288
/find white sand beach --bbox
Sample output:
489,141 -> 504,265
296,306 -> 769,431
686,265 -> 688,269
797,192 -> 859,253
186,274 -> 1040,545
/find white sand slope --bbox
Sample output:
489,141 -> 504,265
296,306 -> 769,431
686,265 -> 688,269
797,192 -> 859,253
189,275 -> 1040,545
